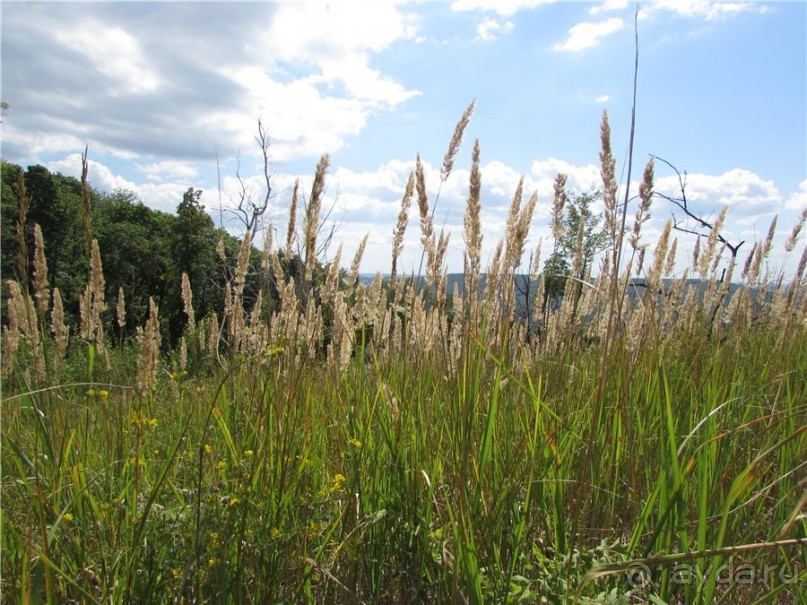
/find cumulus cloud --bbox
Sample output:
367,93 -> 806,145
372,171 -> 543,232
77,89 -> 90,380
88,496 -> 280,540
656,169 -> 782,214
530,158 -> 601,194
137,161 -> 198,182
2,2 -> 420,166
450,0 -> 554,17
476,18 -> 514,41
46,154 -> 190,213
588,0 -> 629,15
56,23 -> 160,95
785,179 -> 807,211
552,18 -> 624,52
595,94 -> 610,103
653,0 -> 767,21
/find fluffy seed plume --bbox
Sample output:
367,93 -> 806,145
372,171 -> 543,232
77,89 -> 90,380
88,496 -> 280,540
391,171 -> 415,282
441,98 -> 476,183
286,179 -> 299,255
346,234 -> 369,291
551,173 -> 568,240
51,287 -> 69,362
304,155 -> 329,275
599,111 -> 618,238
32,223 -> 49,320
463,139 -> 483,285
116,286 -> 126,332
785,208 -> 806,252
181,272 -> 196,334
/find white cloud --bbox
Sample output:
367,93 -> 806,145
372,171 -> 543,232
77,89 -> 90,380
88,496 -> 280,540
476,18 -> 514,41
589,0 -> 629,15
137,161 -> 198,182
595,94 -> 610,103
552,17 -> 624,52
530,158 -> 601,194
46,154 -> 194,213
655,169 -> 781,213
56,23 -> 160,94
653,0 -> 767,21
785,180 -> 807,211
451,0 -> 553,17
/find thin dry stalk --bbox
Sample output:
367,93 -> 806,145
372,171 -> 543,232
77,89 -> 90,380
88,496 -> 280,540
80,146 -> 93,258
15,169 -> 29,293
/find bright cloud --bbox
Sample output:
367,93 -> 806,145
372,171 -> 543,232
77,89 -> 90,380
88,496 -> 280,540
137,161 -> 198,182
589,0 -> 629,15
552,18 -> 624,52
476,18 -> 514,41
56,23 -> 159,94
530,158 -> 601,194
451,0 -> 554,17
654,0 -> 767,21
786,179 -> 807,211
656,169 -> 782,213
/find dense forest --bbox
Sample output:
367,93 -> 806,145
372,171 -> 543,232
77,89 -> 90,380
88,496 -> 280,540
1,160 -> 275,348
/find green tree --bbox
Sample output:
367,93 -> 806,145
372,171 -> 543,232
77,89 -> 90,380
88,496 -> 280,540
542,190 -> 610,311
94,189 -> 175,334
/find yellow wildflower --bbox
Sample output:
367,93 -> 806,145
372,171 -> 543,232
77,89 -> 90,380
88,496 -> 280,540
63,513 -> 74,522
348,438 -> 362,449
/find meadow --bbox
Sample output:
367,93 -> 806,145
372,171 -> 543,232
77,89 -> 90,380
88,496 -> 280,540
2,106 -> 805,604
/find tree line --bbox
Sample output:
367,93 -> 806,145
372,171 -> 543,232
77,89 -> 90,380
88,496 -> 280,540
1,160 -> 271,348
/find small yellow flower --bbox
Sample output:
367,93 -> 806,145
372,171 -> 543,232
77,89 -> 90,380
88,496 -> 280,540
172,568 -> 182,579
204,444 -> 213,455
86,389 -> 96,397
98,390 -> 109,399
330,473 -> 346,493
148,417 -> 157,428
270,528 -> 281,539
208,558 -> 218,568
63,513 -> 74,522
216,461 -> 227,472
228,497 -> 240,507
243,449 -> 253,458
348,438 -> 362,449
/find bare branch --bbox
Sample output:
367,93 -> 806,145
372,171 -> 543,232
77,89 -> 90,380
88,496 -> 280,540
651,155 -> 745,259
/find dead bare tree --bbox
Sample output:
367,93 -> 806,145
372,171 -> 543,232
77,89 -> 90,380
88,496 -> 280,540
226,119 -> 274,245
651,155 -> 745,265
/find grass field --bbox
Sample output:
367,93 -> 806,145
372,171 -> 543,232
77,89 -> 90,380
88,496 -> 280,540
2,110 -> 805,604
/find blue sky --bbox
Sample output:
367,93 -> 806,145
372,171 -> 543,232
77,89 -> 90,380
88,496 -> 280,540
2,1 -> 805,279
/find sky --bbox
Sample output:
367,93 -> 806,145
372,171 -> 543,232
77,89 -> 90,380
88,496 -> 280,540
2,0 -> 805,280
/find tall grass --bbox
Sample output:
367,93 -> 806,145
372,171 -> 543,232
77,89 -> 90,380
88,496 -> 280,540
2,106 -> 805,604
